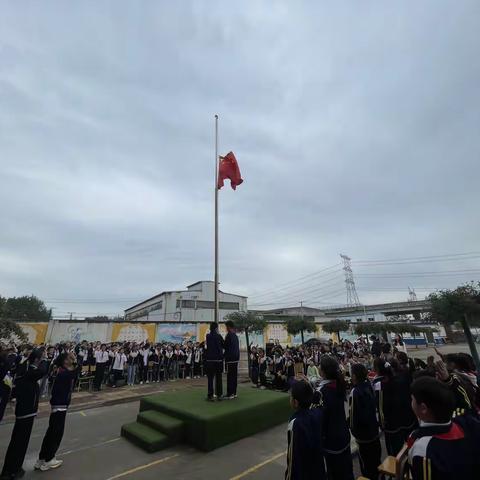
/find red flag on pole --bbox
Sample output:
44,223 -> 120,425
217,152 -> 243,190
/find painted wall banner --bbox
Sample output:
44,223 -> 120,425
18,323 -> 48,344
156,323 -> 197,343
111,323 -> 155,343
266,324 -> 291,345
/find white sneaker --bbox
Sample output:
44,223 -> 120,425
140,381 -> 143,385
40,458 -> 63,471
34,459 -> 45,470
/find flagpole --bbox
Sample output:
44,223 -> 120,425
214,114 -> 219,324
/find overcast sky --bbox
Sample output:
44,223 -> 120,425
1,2 -> 479,318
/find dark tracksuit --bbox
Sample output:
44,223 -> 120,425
407,415 -> 480,480
224,331 -> 239,397
2,362 -> 47,477
443,372 -> 479,417
205,331 -> 224,398
285,407 -> 326,480
319,381 -> 354,480
374,373 -> 417,456
349,381 -> 382,480
0,355 -> 14,422
39,367 -> 77,462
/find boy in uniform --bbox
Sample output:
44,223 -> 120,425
408,376 -> 480,479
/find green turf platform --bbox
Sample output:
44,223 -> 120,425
121,422 -> 171,453
122,386 -> 291,452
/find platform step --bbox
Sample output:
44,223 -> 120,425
121,422 -> 170,453
137,410 -> 184,442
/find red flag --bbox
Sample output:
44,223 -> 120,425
218,151 -> 243,190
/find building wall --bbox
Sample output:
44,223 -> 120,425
125,281 -> 247,324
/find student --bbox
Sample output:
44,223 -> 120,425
250,346 -> 259,386
193,344 -> 202,378
306,359 -> 320,383
374,357 -> 415,456
435,355 -> 479,416
1,349 -> 47,479
258,348 -> 268,389
318,356 -> 354,480
34,352 -> 77,472
408,376 -> 480,479
111,348 -> 127,387
205,322 -> 224,401
139,344 -> 151,384
286,380 -> 326,480
184,347 -> 193,379
349,363 -> 381,480
224,320 -> 240,399
93,344 -> 109,391
126,346 -> 139,386
0,347 -> 14,422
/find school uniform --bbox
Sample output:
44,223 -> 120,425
205,331 -> 224,399
374,372 -> 417,455
184,351 -> 193,379
112,353 -> 127,386
318,380 -> 354,480
93,350 -> 109,391
250,352 -> 259,385
258,355 -> 268,387
0,355 -> 14,422
193,348 -> 202,378
349,381 -> 382,480
224,331 -> 240,397
443,372 -> 479,416
1,362 -> 47,478
126,351 -> 139,385
407,415 -> 480,480
286,407 -> 326,480
165,350 -> 174,380
38,367 -> 77,463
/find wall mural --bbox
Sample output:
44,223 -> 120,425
156,323 -> 197,343
111,323 -> 156,343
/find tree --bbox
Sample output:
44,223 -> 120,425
0,318 -> 28,342
284,316 -> 316,345
322,319 -> 350,341
428,283 -> 480,370
224,311 -> 267,366
1,295 -> 52,322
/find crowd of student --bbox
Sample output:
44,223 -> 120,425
277,336 -> 480,480
0,339 -> 207,480
2,334 -> 480,479
1,339 -> 206,397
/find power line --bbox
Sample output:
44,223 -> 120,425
248,263 -> 342,300
354,251 -> 480,265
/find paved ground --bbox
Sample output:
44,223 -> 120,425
0,343 -> 473,479
404,342 -> 471,361
0,396 -> 294,480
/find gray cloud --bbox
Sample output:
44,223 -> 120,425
0,1 -> 479,316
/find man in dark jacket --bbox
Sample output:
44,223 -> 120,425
224,320 -> 240,399
205,322 -> 224,401
1,348 -> 47,480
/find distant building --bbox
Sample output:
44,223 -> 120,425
124,281 -> 247,323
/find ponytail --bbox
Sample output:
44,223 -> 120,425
320,355 -> 347,394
